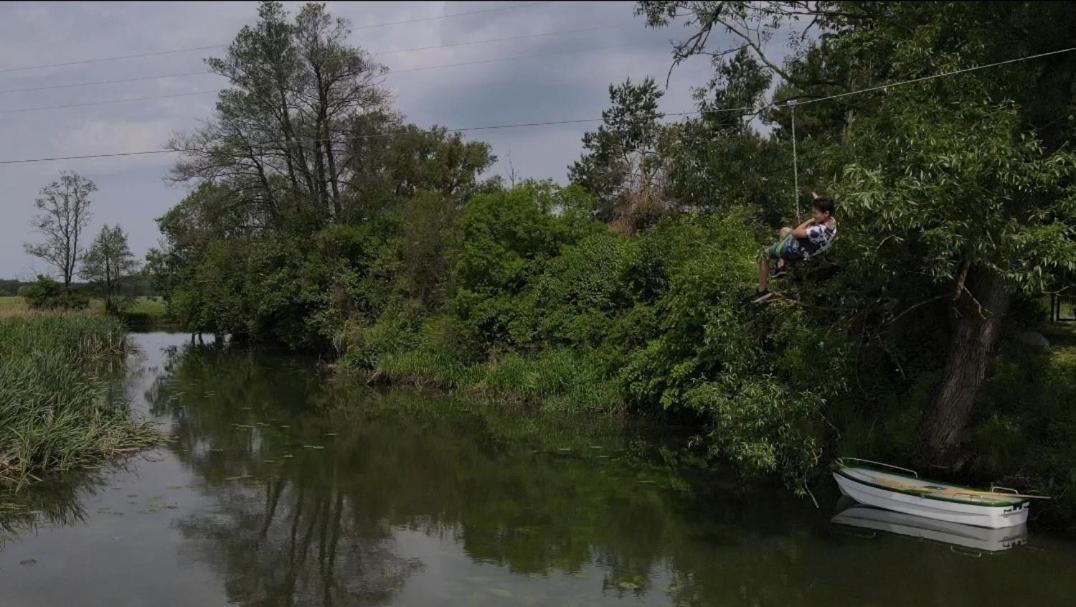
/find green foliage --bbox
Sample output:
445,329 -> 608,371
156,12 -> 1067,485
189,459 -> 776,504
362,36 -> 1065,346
145,1 -> 1076,507
0,280 -> 30,297
619,212 -> 760,408
452,182 -> 595,348
82,224 -> 139,315
840,98 -> 1076,295
684,377 -> 821,484
362,200 -> 840,482
569,77 -> 675,229
18,276 -> 88,311
968,343 -> 1076,518
530,231 -> 635,347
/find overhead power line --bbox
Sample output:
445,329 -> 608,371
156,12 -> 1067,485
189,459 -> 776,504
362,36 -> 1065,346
0,71 -> 215,96
0,90 -> 215,116
350,1 -> 555,31
0,45 -> 1072,166
790,46 -> 1076,107
373,25 -> 615,56
0,149 -> 176,165
0,23 -> 626,97
0,1 -> 556,75
0,39 -> 670,115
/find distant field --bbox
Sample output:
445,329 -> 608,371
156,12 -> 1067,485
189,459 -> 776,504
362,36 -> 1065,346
0,296 -> 29,317
129,296 -> 167,318
0,296 -> 166,319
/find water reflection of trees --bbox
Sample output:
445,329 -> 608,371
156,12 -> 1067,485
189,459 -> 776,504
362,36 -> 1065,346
149,345 -> 706,604
148,345 -> 807,604
148,344 -> 1076,607
150,346 -> 419,606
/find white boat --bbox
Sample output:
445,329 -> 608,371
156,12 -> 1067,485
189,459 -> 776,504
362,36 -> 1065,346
833,458 -> 1032,529
832,503 -> 1029,552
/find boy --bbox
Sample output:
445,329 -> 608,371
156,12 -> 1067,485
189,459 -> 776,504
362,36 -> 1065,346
754,193 -> 837,302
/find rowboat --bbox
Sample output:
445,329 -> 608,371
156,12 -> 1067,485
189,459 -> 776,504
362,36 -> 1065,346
832,458 -> 1040,529
832,503 -> 1028,552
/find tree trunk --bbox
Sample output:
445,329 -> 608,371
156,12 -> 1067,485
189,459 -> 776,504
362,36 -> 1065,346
922,268 -> 1013,462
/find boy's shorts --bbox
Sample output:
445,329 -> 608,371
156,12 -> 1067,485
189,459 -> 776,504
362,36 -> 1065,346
766,235 -> 805,262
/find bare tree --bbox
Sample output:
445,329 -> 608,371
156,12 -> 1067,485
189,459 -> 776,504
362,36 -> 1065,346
24,171 -> 97,289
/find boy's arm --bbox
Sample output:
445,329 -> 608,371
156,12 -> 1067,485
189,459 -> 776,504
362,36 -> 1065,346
791,216 -> 814,239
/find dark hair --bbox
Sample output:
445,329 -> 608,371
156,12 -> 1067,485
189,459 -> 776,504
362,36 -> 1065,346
812,196 -> 835,216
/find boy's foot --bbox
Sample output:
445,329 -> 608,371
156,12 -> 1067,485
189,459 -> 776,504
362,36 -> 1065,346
751,290 -> 773,304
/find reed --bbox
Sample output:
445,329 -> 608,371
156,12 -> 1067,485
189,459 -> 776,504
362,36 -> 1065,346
0,314 -> 160,489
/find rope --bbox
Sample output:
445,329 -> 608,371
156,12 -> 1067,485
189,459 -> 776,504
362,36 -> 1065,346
789,100 -> 800,221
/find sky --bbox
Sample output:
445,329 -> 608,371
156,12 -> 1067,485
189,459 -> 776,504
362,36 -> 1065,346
0,0 -> 730,279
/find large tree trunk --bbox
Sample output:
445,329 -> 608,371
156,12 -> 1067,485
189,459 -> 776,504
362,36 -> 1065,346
922,268 -> 1013,462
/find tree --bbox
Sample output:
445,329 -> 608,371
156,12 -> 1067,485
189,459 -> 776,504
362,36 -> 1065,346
82,224 -> 139,314
663,49 -> 789,225
24,171 -> 96,289
170,1 -> 388,225
569,77 -> 673,233
344,115 -> 496,219
638,0 -> 1076,463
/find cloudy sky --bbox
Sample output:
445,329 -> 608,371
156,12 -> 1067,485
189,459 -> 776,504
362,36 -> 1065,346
0,1 -> 730,278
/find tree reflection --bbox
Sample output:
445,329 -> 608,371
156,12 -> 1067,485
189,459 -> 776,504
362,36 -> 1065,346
147,344 -> 698,604
143,343 -> 1076,607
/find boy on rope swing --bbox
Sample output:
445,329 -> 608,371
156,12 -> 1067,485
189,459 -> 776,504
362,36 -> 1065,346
753,192 -> 837,303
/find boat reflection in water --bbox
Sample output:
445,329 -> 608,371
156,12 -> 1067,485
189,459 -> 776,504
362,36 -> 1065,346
831,499 -> 1029,553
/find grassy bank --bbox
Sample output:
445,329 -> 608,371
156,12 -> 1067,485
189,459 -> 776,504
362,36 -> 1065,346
370,347 -> 623,413
0,314 -> 161,489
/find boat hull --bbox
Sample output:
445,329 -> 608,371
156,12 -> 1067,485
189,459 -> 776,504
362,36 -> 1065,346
832,505 -> 1028,552
833,472 -> 1030,529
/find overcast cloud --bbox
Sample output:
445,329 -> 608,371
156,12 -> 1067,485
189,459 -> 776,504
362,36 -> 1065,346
0,1 -> 729,278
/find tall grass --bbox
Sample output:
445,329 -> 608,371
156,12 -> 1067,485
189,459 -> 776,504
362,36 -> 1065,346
0,315 -> 160,489
374,347 -> 623,412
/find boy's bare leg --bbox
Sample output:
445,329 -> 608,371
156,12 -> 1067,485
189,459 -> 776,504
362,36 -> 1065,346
757,227 -> 794,295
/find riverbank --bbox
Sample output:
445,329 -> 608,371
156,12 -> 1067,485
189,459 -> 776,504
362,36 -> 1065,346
358,322 -> 1076,530
0,315 -> 161,489
367,347 -> 624,413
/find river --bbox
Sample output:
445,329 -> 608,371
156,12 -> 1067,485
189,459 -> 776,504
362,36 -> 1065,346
1,333 -> 1073,606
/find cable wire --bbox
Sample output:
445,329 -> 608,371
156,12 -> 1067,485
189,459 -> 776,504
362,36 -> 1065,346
0,23 -> 627,97
0,2 -> 556,75
0,45 -> 1072,165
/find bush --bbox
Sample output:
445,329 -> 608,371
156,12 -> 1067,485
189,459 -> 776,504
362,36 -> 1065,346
18,276 -> 89,310
338,303 -> 422,369
967,345 -> 1076,519
478,349 -> 622,411
452,183 -> 597,348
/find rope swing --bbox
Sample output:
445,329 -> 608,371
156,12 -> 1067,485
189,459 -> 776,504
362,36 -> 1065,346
789,99 -> 800,221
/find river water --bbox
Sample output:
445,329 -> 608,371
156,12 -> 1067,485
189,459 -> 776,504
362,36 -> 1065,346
0,333 -> 1073,606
